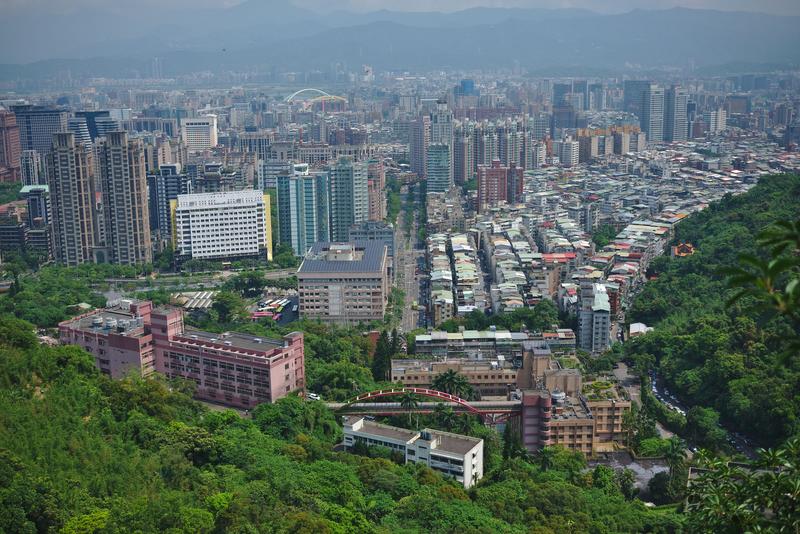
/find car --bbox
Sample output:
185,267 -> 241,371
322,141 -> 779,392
307,393 -> 321,401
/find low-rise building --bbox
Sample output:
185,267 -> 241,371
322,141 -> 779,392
342,416 -> 484,488
59,299 -> 305,409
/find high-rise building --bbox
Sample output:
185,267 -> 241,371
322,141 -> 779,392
74,110 -> 116,141
96,132 -> 152,265
477,160 -> 508,213
181,115 -> 218,152
704,108 -> 727,134
277,171 -> 330,256
67,117 -> 93,147
409,115 -> 430,178
10,105 -> 69,155
552,83 -> 571,107
367,159 -> 386,221
577,280 -> 611,353
426,143 -> 452,193
47,132 -> 96,266
664,86 -> 689,142
622,80 -> 651,116
588,83 -> 606,111
0,110 -> 21,182
20,150 -> 44,185
173,190 -> 272,261
453,125 -> 474,185
147,163 -> 192,242
554,138 -> 579,167
328,157 -> 368,242
640,84 -> 665,143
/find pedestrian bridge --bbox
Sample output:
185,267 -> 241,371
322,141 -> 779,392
325,387 -> 521,423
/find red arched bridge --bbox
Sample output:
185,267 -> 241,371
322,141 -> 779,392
325,387 -> 521,423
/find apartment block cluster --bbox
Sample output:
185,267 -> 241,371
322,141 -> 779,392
58,299 -> 305,409
395,328 -> 629,456
427,232 -> 488,326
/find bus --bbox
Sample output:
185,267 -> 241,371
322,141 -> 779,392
273,313 -> 282,322
250,311 -> 274,321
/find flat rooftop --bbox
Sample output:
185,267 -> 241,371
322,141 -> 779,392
426,429 -> 482,455
178,328 -> 283,352
298,240 -> 386,274
348,417 -> 417,442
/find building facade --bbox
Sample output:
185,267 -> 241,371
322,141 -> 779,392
47,132 -> 96,266
298,241 -> 389,324
0,110 -> 21,182
10,105 -> 69,155
96,131 -> 152,265
59,299 -> 305,409
173,190 -> 272,261
343,417 -> 483,488
328,157 -> 368,241
181,115 -> 218,152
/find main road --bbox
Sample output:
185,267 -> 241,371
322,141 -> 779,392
395,184 -> 425,334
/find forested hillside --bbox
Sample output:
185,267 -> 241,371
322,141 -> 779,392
0,317 -> 681,533
624,174 -> 800,447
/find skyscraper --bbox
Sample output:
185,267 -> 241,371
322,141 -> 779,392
47,132 -> 96,266
75,110 -> 115,141
623,80 -> 652,116
426,143 -> 451,193
0,110 -> 21,182
10,105 -> 69,155
703,109 -> 727,134
96,132 -> 152,265
641,84 -> 665,143
409,115 -> 430,178
147,163 -> 192,242
664,86 -> 689,142
477,160 -> 508,213
67,117 -> 92,147
328,157 -> 368,241
277,171 -> 330,256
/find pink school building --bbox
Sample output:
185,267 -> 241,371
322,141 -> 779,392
59,299 -> 305,409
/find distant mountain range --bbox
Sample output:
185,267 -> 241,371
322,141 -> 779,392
1,2 -> 798,80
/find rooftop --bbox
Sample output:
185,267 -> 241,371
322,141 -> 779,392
298,240 -> 387,274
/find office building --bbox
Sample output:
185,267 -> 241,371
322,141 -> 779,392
74,110 -> 113,141
47,132 -> 96,266
426,143 -> 452,193
96,132 -> 152,265
10,105 -> 69,155
622,80 -> 651,116
58,299 -> 305,409
0,110 -> 21,182
297,241 -> 389,324
328,157 -> 368,241
181,115 -> 218,151
664,86 -> 689,142
19,184 -> 52,258
343,417 -> 484,489
277,170 -> 330,256
640,85 -> 665,143
20,150 -> 44,185
173,190 -> 272,261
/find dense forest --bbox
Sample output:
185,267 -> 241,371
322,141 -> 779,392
0,317 -> 683,533
623,174 -> 800,448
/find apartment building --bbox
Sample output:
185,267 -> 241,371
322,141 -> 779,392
342,417 -> 483,489
297,241 -> 389,324
59,299 -> 305,409
181,115 -> 218,152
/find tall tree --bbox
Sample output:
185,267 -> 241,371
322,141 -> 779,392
371,330 -> 391,382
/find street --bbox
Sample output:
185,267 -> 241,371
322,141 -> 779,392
395,184 -> 425,334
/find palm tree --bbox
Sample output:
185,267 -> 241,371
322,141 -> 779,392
537,446 -> 556,472
398,392 -> 419,428
432,369 -> 474,400
664,436 -> 687,479
434,403 -> 457,431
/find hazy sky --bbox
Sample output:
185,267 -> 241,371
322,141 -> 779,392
2,0 -> 799,15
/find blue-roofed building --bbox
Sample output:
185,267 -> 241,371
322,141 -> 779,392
297,241 -> 389,325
